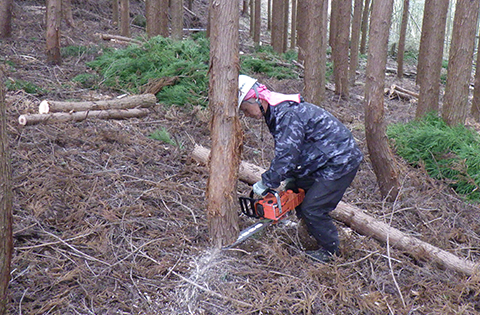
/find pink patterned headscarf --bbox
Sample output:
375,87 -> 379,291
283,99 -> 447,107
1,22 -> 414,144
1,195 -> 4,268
244,83 -> 301,106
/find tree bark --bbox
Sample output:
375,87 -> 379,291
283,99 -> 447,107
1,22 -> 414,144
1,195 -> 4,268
19,108 -> 149,126
46,0 -> 62,65
296,0 -> 307,62
62,0 -> 75,28
0,67 -> 13,315
271,0 -> 286,53
38,94 -> 157,114
171,0 -> 184,40
207,0 -> 241,248
192,144 -> 479,276
119,0 -> 130,37
349,0 -> 363,85
303,0 -> 327,104
290,0 -> 297,50
364,0 -> 400,201
333,0 -> 351,98
415,0 -> 449,119
0,0 -> 13,38
146,0 -> 160,38
112,0 -> 120,26
442,0 -> 480,126
253,0 -> 261,45
396,0 -> 409,79
472,26 -> 480,122
359,0 -> 371,55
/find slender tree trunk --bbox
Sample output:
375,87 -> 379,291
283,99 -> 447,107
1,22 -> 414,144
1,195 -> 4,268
360,0 -> 371,54
120,0 -> 130,37
290,0 -> 297,49
349,0 -> 363,85
146,0 -> 160,37
333,0 -> 351,98
171,0 -> 184,40
267,0 -> 272,31
303,0 -> 327,104
296,0 -> 307,62
207,0 -> 241,247
253,0 -> 261,44
0,0 -> 13,38
0,67 -> 13,315
415,0 -> 449,119
271,0 -> 286,53
364,0 -> 400,201
250,0 -> 255,37
471,27 -> 480,122
442,0 -> 480,126
396,0 -> 409,79
46,0 -> 62,65
329,0 -> 338,49
282,0 -> 289,52
112,0 -> 119,26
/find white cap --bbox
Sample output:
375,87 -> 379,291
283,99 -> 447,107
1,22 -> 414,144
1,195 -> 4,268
238,75 -> 257,108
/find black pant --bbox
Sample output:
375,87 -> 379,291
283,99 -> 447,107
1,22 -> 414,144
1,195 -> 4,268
289,166 -> 359,255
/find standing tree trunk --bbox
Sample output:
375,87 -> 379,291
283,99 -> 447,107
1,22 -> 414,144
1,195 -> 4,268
415,0 -> 449,119
290,0 -> 297,49
112,0 -> 120,26
119,0 -> 130,37
171,0 -> 184,40
359,0 -> 371,54
282,0 -> 289,52
0,0 -> 13,38
364,0 -> 400,201
329,0 -> 338,49
253,0 -> 261,45
62,0 -> 75,28
207,0 -> 241,248
396,0 -> 409,79
349,0 -> 363,85
296,0 -> 307,62
442,0 -> 480,126
471,27 -> 480,122
271,0 -> 286,53
46,0 -> 62,65
146,0 -> 160,37
0,67 -> 13,315
303,0 -> 327,105
333,0 -> 351,98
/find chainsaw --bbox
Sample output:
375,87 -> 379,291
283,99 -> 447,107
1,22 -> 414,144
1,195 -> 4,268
225,188 -> 305,248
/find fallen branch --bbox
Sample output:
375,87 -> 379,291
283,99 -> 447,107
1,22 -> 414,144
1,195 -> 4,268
191,144 -> 479,276
385,84 -> 419,101
19,108 -> 149,126
98,33 -> 143,45
141,77 -> 178,95
39,94 -> 156,114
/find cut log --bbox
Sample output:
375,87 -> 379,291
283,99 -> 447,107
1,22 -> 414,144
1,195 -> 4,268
19,108 -> 149,126
39,94 -> 156,114
191,144 -> 479,276
385,84 -> 419,101
98,33 -> 143,45
141,77 -> 178,95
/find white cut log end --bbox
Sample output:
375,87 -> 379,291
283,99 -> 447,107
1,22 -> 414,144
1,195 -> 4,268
39,100 -> 50,114
18,115 -> 27,126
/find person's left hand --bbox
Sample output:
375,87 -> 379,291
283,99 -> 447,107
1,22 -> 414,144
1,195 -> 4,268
253,181 -> 269,196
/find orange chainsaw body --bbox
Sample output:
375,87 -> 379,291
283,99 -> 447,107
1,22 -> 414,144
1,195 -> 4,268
239,189 -> 305,223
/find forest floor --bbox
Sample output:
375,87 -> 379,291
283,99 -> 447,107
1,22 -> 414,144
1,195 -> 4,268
2,1 -> 480,314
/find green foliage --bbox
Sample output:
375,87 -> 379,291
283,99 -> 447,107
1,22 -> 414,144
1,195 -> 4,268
86,35 -> 210,106
403,50 -> 418,63
240,46 -> 299,79
6,79 -> 45,95
85,33 -> 301,107
387,113 -> 480,202
150,127 -> 177,146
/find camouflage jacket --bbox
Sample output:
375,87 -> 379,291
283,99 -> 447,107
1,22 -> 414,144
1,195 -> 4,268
261,100 -> 363,188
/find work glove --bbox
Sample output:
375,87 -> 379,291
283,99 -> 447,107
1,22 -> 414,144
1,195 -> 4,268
284,177 -> 296,190
253,180 -> 269,196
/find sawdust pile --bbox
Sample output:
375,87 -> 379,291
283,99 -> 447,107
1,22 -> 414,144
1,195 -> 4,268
3,1 -> 480,314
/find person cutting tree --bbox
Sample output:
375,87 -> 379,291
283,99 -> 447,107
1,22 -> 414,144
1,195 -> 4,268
237,74 -> 363,263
